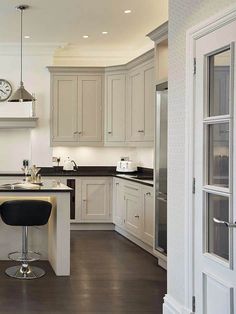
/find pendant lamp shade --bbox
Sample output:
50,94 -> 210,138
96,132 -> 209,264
8,5 -> 35,102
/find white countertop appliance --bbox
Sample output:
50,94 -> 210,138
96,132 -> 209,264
116,158 -> 137,173
63,157 -> 76,171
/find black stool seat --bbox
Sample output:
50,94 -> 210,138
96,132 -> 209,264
0,200 -> 52,226
0,199 -> 52,280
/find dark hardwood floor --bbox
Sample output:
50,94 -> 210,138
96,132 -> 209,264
0,231 -> 166,314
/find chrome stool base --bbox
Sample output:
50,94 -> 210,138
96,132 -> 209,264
5,264 -> 45,280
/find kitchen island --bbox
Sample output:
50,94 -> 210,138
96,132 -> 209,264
0,180 -> 72,276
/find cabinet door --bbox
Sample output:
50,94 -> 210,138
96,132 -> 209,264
52,75 -> 78,142
126,68 -> 144,141
81,179 -> 111,221
106,74 -> 126,142
78,76 -> 103,142
126,63 -> 155,142
142,186 -> 154,246
143,64 -> 155,141
113,178 -> 124,227
123,184 -> 141,237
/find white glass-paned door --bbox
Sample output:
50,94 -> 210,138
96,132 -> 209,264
194,19 -> 236,314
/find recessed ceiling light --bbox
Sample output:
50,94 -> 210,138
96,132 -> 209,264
83,35 -> 89,39
102,31 -> 108,35
24,35 -> 30,39
124,9 -> 131,14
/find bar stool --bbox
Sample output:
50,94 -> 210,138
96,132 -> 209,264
0,200 -> 52,280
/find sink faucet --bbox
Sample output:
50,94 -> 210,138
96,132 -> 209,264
71,160 -> 79,171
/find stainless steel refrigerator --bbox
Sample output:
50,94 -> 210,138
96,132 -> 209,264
155,81 -> 168,256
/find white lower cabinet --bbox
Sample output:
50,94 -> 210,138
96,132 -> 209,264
113,178 -> 124,227
81,178 -> 112,222
142,186 -> 154,246
123,183 -> 142,238
113,178 -> 154,247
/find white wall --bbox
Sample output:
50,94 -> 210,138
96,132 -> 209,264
0,48 -> 53,171
53,147 -> 153,168
167,0 -> 235,312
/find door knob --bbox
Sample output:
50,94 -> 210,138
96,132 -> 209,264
213,217 -> 236,228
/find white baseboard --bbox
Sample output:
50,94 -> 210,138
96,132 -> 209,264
163,295 -> 192,314
158,257 -> 167,270
115,225 -> 155,257
70,223 -> 115,231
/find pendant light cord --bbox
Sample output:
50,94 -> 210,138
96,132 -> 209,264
20,8 -> 23,85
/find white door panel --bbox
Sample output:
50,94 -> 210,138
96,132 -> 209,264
194,19 -> 236,314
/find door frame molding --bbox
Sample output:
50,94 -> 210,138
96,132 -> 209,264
184,4 -> 236,314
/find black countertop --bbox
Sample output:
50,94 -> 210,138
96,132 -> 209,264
0,166 -> 154,187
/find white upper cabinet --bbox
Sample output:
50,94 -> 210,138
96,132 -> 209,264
50,69 -> 103,146
78,75 -> 103,142
52,75 -> 78,142
126,61 -> 155,143
105,73 -> 126,143
48,50 -> 154,147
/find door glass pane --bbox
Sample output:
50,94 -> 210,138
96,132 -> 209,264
208,123 -> 229,188
207,193 -> 229,261
208,49 -> 230,116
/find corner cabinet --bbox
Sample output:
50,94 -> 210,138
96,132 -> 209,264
49,68 -> 104,146
113,178 -> 154,247
126,60 -> 155,143
105,73 -> 126,144
48,50 -> 155,148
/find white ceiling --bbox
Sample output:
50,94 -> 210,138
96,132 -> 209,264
0,0 -> 168,54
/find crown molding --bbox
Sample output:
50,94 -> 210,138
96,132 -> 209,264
48,48 -> 154,74
147,21 -> 168,44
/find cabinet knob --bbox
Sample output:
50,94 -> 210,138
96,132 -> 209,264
138,130 -> 144,133
134,215 -> 139,218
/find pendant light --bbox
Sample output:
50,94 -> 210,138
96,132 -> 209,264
8,5 -> 35,102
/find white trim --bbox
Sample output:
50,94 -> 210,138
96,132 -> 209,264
0,117 -> 38,129
114,225 -> 155,257
70,223 -> 114,231
147,21 -> 168,44
163,295 -> 187,314
185,3 -> 236,314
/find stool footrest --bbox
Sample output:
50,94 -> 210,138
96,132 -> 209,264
8,251 -> 41,262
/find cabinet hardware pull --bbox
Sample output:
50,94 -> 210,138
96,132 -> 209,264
73,131 -> 79,134
156,196 -> 167,202
108,131 -> 112,134
125,186 -> 138,191
138,130 -> 144,133
78,131 -> 82,134
213,217 -> 236,228
83,199 -> 86,202
134,215 -> 139,218
116,182 -> 119,185
146,192 -> 151,196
